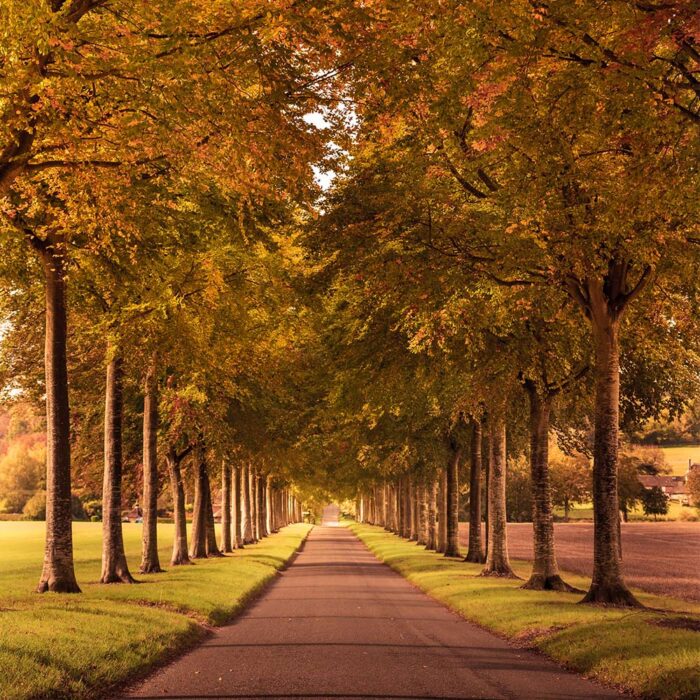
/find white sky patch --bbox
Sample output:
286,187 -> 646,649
304,111 -> 336,191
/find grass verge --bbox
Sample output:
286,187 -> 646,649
0,521 -> 311,700
349,522 -> 700,700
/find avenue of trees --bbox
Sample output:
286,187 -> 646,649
0,1 -> 698,606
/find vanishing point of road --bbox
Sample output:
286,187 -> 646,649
120,507 -> 623,700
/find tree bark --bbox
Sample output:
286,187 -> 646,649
437,469 -> 447,553
483,427 -> 490,560
167,448 -> 191,565
36,244 -> 80,593
221,460 -> 232,553
409,478 -> 418,541
426,478 -> 438,550
417,482 -> 428,545
249,466 -> 259,542
482,415 -> 517,577
233,465 -> 243,547
100,356 -> 136,584
465,419 -> 484,563
265,475 -> 273,535
140,362 -> 162,574
522,389 -> 579,591
445,440 -> 461,557
253,471 -> 262,540
403,477 -> 413,538
242,464 -> 254,544
581,294 -> 640,605
189,446 -> 208,559
204,465 -> 222,557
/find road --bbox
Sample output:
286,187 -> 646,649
459,521 -> 700,602
120,514 -> 622,700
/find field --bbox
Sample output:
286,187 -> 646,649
660,445 -> 700,475
459,521 -> 700,601
352,522 -> 700,699
554,499 -> 689,521
0,521 -> 311,700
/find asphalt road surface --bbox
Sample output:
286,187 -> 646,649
120,521 -> 623,700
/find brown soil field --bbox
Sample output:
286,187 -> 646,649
459,521 -> 700,602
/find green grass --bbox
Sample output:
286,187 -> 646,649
0,521 -> 311,700
350,522 -> 700,700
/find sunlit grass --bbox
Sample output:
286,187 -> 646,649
0,521 -> 311,699
350,522 -> 700,699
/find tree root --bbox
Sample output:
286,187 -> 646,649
521,574 -> 584,593
579,582 -> 644,607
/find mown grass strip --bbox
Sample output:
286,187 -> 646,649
0,522 -> 312,700
349,522 -> 700,699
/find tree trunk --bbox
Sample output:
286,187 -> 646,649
437,469 -> 447,553
417,482 -> 428,545
409,478 -> 418,541
483,428 -> 490,560
403,478 -> 413,538
100,356 -> 136,584
233,465 -> 242,547
445,441 -> 461,557
465,419 -> 484,563
253,471 -> 262,540
204,465 -> 222,557
249,466 -> 259,542
167,449 -> 191,565
426,479 -> 437,550
242,464 -> 254,544
257,473 -> 266,538
36,245 -> 80,593
265,475 -> 273,535
522,390 -> 579,591
582,301 -> 640,605
482,415 -> 517,577
221,460 -> 232,553
140,363 -> 162,574
189,446 -> 208,559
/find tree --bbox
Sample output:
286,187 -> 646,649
688,469 -> 700,510
464,419 -> 484,563
481,413 -> 517,578
640,487 -> 669,520
550,449 -> 592,522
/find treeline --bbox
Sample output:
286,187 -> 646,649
0,1 -> 363,592
296,1 -> 700,608
1,1 -> 699,609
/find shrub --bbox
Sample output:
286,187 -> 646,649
83,499 -> 102,521
21,492 -> 89,521
0,491 -> 30,514
22,491 -> 46,520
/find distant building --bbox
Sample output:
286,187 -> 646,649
638,474 -> 688,504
